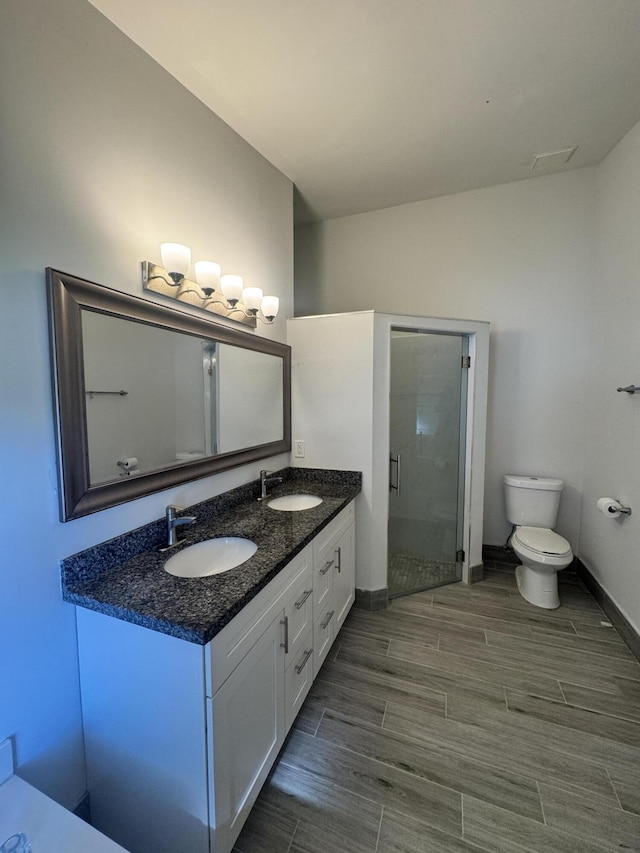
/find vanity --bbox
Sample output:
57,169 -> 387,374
47,270 -> 359,851
62,469 -> 359,853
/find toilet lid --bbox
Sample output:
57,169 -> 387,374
514,526 -> 571,557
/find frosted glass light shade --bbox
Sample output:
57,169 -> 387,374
242,287 -> 263,313
261,296 -> 279,321
194,261 -> 221,294
221,274 -> 244,305
160,243 -> 191,281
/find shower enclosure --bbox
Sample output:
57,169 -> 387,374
388,329 -> 468,598
286,310 -> 489,600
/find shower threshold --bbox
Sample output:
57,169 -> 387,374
388,552 -> 460,599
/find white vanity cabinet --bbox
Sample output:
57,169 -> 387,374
208,610 -> 285,853
206,545 -> 313,852
77,501 -> 354,853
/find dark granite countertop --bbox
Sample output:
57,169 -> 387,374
62,468 -> 361,645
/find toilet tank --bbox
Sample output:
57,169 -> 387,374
503,475 -> 564,528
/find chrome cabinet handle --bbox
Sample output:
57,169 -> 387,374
280,616 -> 289,653
320,609 -> 335,630
295,588 -> 313,609
295,648 -> 313,675
335,546 -> 341,573
320,559 -> 334,575
389,453 -> 401,494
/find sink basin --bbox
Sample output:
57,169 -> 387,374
267,494 -> 323,511
164,537 -> 257,578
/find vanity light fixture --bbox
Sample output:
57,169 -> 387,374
142,245 -> 280,328
193,260 -> 221,295
244,289 -> 279,323
221,278 -> 280,324
220,274 -> 244,308
160,242 -> 191,284
243,287 -> 264,315
261,296 -> 279,323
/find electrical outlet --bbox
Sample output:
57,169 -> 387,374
294,440 -> 305,458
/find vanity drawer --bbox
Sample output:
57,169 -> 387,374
312,502 -> 354,558
313,542 -> 335,610
283,561 -> 313,665
313,503 -> 353,610
313,605 -> 335,677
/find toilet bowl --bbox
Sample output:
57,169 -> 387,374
503,475 -> 573,609
510,525 -> 573,609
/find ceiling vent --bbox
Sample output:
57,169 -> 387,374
530,146 -> 578,171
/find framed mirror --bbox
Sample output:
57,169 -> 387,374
46,268 -> 291,521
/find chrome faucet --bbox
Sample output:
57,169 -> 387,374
165,504 -> 196,547
258,469 -> 283,500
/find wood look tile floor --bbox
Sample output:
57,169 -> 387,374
233,563 -> 640,853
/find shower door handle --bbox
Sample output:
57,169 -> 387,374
389,453 -> 401,495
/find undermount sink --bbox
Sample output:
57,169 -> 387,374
164,537 -> 257,578
267,494 -> 323,511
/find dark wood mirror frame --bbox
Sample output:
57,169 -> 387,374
46,268 -> 291,521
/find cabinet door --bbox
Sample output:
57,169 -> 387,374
314,544 -> 335,611
209,614 -> 285,853
334,522 -> 355,631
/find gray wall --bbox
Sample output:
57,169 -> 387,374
581,120 -> 640,635
296,122 -> 640,636
295,169 -> 595,551
0,0 -> 292,809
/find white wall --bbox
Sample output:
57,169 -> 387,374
295,169 -> 596,548
0,0 -> 292,810
287,312 -> 376,587
580,120 -> 640,634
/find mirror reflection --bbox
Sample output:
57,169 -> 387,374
82,311 -> 285,486
46,268 -> 290,521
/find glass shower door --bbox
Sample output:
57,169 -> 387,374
388,329 -> 467,598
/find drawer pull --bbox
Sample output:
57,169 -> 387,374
295,588 -> 313,609
295,648 -> 313,675
320,559 -> 334,576
320,609 -> 335,630
335,546 -> 342,573
280,616 -> 289,653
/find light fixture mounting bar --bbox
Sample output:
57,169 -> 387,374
141,261 -> 257,329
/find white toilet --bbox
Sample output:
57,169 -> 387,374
503,475 -> 573,609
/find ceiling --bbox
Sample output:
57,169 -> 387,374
89,0 -> 640,224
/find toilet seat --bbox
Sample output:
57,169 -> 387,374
513,526 -> 571,557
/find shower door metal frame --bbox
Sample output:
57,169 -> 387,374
372,311 -> 490,592
387,328 -> 469,598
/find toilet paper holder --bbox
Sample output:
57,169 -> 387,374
598,497 -> 632,516
617,385 -> 640,394
117,457 -> 139,475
